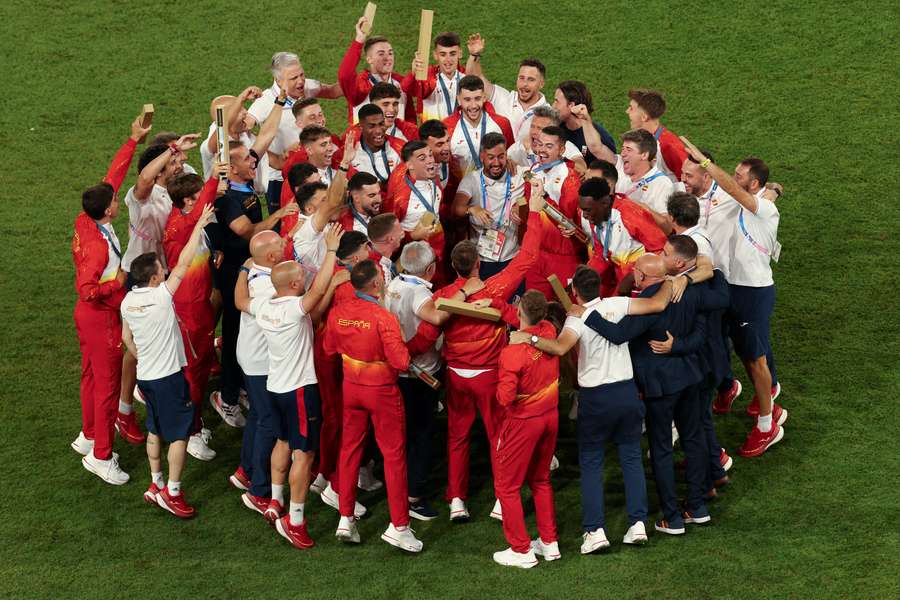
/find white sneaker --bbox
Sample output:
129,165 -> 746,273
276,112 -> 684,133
436,400 -> 444,413
531,538 -> 561,561
209,391 -> 245,428
321,482 -> 366,518
335,516 -> 360,544
490,498 -> 503,521
549,455 -> 560,471
357,460 -> 384,491
71,431 -> 94,456
381,523 -> 423,553
580,528 -> 611,554
187,431 -> 216,461
132,387 -> 146,405
449,497 -> 469,521
568,393 -> 579,421
238,388 -> 249,411
623,521 -> 648,545
493,547 -> 538,569
672,422 -> 680,446
310,473 -> 328,495
82,453 -> 130,485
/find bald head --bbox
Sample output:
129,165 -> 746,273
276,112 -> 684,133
271,261 -> 304,294
636,253 -> 666,278
250,230 -> 283,267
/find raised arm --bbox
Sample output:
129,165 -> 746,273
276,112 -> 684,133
315,82 -> 344,100
135,133 -> 199,200
311,132 -> 355,232
164,205 -> 215,295
571,104 -> 615,164
104,115 -> 149,192
464,33 -> 494,99
301,224 -> 344,313
251,86 -> 286,158
338,20 -> 369,105
681,136 -> 759,214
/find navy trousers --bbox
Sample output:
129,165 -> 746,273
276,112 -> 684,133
243,374 -> 276,498
577,379 -> 648,532
399,376 -> 438,499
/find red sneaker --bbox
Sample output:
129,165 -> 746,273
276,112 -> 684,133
229,466 -> 250,491
275,515 -> 315,549
747,382 -> 781,417
264,499 -> 284,524
738,423 -> 784,457
719,448 -> 733,472
713,380 -> 742,414
241,492 -> 270,515
157,488 -> 196,518
772,403 -> 788,426
143,483 -> 162,506
115,412 -> 146,445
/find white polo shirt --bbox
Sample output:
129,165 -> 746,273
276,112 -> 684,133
121,284 -> 186,381
488,85 -> 549,142
695,181 -> 739,279
614,157 -> 673,215
249,295 -> 317,394
122,184 -> 172,272
200,122 -> 269,194
349,141 -> 401,184
506,139 -> 582,169
457,169 -> 524,262
247,80 -> 323,183
399,178 -> 441,232
728,193 -> 780,287
450,113 -> 504,177
292,217 -> 327,286
563,296 -> 633,388
236,264 -> 275,376
683,224 -> 715,265
384,274 -> 442,376
421,70 -> 462,122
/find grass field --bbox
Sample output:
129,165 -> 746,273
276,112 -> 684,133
2,0 -> 898,598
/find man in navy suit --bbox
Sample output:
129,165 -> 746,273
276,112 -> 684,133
583,251 -> 708,535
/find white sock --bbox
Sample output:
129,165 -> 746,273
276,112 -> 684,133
289,501 -> 304,525
151,471 -> 164,488
168,480 -> 181,496
271,484 -> 284,505
758,414 -> 773,433
119,400 -> 133,415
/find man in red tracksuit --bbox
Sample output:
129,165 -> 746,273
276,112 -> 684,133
322,260 -> 424,553
71,116 -> 150,484
523,125 -> 587,300
493,290 -> 560,569
338,13 -> 415,125
162,171 -> 222,460
430,186 -> 545,520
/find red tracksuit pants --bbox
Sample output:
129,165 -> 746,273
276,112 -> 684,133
175,300 -> 215,432
74,301 -> 122,460
525,251 -> 581,301
314,353 -> 343,489
446,368 -> 503,501
495,410 -> 559,552
338,381 -> 409,527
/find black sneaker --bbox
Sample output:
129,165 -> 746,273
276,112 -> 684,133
409,498 -> 439,521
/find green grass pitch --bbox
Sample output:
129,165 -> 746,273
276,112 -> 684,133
1,1 -> 898,598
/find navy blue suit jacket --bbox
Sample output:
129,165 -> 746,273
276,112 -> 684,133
668,271 -> 731,386
584,282 -> 704,397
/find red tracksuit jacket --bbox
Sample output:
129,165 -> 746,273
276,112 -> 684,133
496,320 -> 560,418
323,294 -> 410,385
162,176 -> 218,305
338,39 -> 417,125
429,210 -> 543,370
71,138 -> 137,311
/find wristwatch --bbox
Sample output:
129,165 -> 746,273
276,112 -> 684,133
530,335 -> 539,346
274,97 -> 287,107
